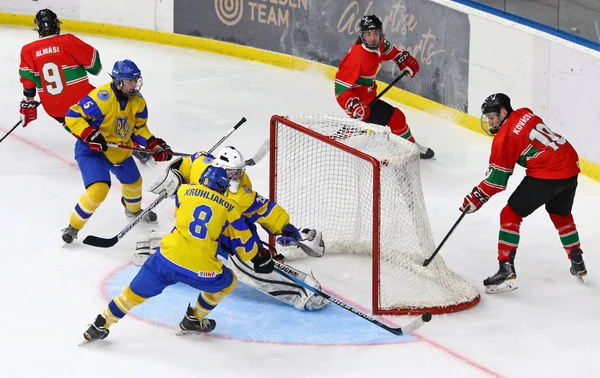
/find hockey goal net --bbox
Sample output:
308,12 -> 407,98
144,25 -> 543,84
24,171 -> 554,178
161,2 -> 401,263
270,115 -> 480,315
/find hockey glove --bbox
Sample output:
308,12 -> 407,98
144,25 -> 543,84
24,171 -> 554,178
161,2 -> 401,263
345,97 -> 370,121
19,98 -> 41,127
251,248 -> 275,274
147,136 -> 173,162
460,186 -> 490,214
277,224 -> 302,246
395,51 -> 420,78
81,127 -> 108,152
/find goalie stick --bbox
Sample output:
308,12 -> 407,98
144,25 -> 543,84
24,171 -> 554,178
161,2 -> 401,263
82,117 -> 248,248
244,139 -> 269,166
262,242 -> 432,336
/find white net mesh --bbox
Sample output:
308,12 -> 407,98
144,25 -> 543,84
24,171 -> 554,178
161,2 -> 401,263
272,115 -> 479,314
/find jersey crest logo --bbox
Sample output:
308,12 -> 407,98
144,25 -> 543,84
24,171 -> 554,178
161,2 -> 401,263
97,90 -> 110,101
115,117 -> 130,139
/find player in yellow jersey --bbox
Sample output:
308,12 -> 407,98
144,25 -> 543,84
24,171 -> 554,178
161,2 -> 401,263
61,60 -> 173,244
141,146 -> 328,311
82,166 -> 274,342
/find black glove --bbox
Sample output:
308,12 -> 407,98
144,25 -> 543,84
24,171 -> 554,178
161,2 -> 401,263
251,248 -> 274,274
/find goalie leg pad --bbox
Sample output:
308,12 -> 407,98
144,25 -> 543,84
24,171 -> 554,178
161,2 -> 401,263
132,230 -> 167,266
228,255 -> 329,311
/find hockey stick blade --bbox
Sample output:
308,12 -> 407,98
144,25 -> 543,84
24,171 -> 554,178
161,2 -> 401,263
82,234 -> 119,248
245,139 -> 269,166
273,260 -> 431,336
83,192 -> 168,248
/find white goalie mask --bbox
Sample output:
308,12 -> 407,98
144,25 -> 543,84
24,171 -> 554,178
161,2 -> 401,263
212,146 -> 245,193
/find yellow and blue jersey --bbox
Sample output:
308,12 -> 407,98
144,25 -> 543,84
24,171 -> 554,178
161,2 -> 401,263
158,183 -> 260,279
65,82 -> 155,164
178,152 -> 291,235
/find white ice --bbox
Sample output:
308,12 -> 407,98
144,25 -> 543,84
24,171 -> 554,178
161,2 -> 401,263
1,25 -> 599,378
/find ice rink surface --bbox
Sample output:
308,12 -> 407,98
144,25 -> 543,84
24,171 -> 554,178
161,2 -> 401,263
1,26 -> 599,377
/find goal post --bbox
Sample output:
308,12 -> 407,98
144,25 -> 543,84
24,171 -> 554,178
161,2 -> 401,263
269,114 -> 480,315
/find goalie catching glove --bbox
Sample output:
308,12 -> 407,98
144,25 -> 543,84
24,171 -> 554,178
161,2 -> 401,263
277,224 -> 325,258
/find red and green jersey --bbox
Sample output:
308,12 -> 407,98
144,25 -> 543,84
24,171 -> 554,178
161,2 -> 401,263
479,108 -> 580,197
334,40 -> 402,109
19,33 -> 102,119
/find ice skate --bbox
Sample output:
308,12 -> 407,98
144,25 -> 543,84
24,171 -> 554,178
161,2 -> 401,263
61,225 -> 79,244
484,252 -> 517,294
121,197 -> 158,223
417,143 -> 435,159
176,304 -> 216,335
569,248 -> 587,284
81,314 -> 109,345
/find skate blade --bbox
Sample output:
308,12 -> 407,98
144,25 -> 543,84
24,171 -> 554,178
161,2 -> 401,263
577,275 -> 588,285
485,279 -> 518,294
176,329 -> 206,336
176,328 -> 213,336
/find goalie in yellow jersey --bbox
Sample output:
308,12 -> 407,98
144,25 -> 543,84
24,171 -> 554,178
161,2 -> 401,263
139,146 -> 329,311
82,166 -> 273,342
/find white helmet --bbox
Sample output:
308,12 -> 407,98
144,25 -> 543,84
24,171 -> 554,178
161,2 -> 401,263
212,146 -> 245,193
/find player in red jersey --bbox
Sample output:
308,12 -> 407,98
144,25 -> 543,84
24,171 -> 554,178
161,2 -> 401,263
334,15 -> 434,159
18,9 -> 102,128
460,93 -> 587,293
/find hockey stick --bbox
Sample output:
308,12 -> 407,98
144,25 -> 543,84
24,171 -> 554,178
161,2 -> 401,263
332,71 -> 410,140
245,139 -> 269,166
414,210 -> 468,267
107,134 -> 266,166
82,117 -> 247,248
106,143 -> 191,158
83,191 -> 169,248
367,70 -> 409,107
0,120 -> 23,144
261,242 -> 431,335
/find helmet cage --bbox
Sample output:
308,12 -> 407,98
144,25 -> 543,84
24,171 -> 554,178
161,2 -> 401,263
359,15 -> 384,50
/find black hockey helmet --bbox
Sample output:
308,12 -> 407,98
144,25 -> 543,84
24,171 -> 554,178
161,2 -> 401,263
480,93 -> 513,135
34,9 -> 61,37
359,15 -> 384,50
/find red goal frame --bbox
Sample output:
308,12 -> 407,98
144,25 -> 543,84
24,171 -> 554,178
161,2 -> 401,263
270,115 -> 480,315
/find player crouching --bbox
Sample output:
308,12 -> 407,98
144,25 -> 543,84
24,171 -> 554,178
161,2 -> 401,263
83,166 -> 269,342
139,145 -> 329,311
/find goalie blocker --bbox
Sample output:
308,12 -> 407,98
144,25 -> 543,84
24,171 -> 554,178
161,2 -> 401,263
133,229 -> 328,311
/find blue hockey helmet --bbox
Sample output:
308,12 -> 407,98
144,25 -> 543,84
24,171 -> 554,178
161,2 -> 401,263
111,60 -> 141,81
200,166 -> 230,194
110,60 -> 143,97
34,9 -> 61,37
